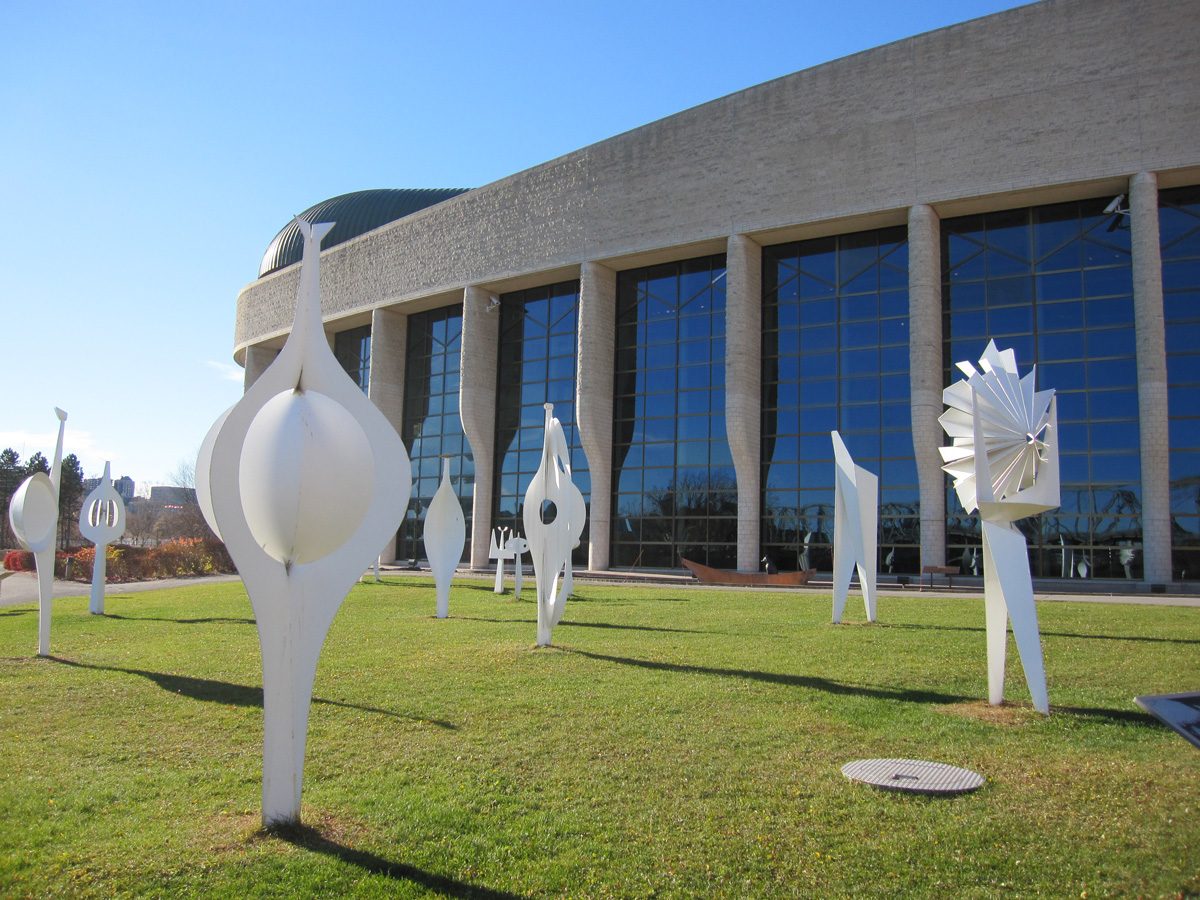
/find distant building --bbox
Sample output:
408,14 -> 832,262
83,474 -> 136,502
149,485 -> 197,507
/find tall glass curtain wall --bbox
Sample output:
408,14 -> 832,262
1160,185 -> 1200,580
761,228 -> 917,573
399,306 -> 473,562
493,282 -> 590,566
612,256 -> 735,568
334,325 -> 371,392
942,199 -> 1140,579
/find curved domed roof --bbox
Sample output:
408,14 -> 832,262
259,187 -> 469,277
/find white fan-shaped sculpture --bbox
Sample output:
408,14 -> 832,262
423,457 -> 465,618
9,408 -> 67,656
507,534 -> 528,598
489,526 -> 512,594
79,461 -> 126,615
939,340 -> 1058,714
831,431 -> 878,623
523,404 -> 586,646
196,218 -> 411,826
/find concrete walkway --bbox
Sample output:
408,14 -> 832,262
0,571 -> 242,608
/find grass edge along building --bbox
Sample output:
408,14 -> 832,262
233,0 -> 1200,587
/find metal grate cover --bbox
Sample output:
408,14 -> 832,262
841,758 -> 985,795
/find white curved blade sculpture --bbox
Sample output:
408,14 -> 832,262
196,219 -> 411,826
522,404 -> 586,646
506,534 -> 528,598
939,340 -> 1058,715
8,408 -> 67,656
489,527 -> 512,594
78,460 -> 126,615
423,457 -> 465,618
831,431 -> 878,624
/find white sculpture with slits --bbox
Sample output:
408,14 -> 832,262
423,457 -> 465,618
831,431 -> 878,624
523,403 -> 586,647
940,340 -> 1058,714
196,219 -> 411,826
489,527 -> 513,594
79,461 -> 126,615
8,408 -> 67,656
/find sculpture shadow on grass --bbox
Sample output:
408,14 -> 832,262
103,613 -> 257,626
452,615 -> 711,635
271,824 -> 521,899
880,621 -> 1200,647
48,657 -> 455,729
0,608 -> 33,617
563,648 -> 1157,726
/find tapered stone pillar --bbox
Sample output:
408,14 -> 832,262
909,203 -> 946,568
726,234 -> 761,572
368,307 -> 407,563
243,345 -> 278,391
577,261 -> 616,570
460,286 -> 500,569
1130,172 -> 1172,583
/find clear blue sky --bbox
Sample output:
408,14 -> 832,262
1,0 -> 1028,490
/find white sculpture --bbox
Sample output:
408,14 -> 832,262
196,219 -> 411,826
507,534 -> 528,597
423,457 -> 465,618
8,408 -> 67,656
522,403 -> 585,647
489,526 -> 513,593
78,460 -> 126,615
939,340 -> 1058,715
831,431 -> 878,623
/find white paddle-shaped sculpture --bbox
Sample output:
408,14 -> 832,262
523,404 -> 585,646
8,408 -> 67,656
831,431 -> 878,623
939,340 -> 1058,714
197,218 -> 411,826
423,457 -> 465,618
78,460 -> 126,615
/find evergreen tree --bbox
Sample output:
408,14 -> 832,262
58,454 -> 85,550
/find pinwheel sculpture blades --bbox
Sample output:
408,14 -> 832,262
79,461 -> 126,615
197,219 -> 411,826
523,403 -> 585,647
831,431 -> 878,624
939,340 -> 1059,714
8,408 -> 67,656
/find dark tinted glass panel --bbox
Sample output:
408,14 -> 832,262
943,198 -> 1140,579
1160,186 -> 1200,579
493,281 -> 590,565
398,305 -> 472,562
333,324 -> 371,392
612,255 -> 733,568
763,226 -> 916,574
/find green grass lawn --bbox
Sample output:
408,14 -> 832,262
0,578 -> 1196,897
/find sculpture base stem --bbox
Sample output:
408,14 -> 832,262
36,549 -> 53,657
89,550 -> 107,615
259,621 -> 322,827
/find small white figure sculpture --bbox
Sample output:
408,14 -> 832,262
522,404 -> 586,646
8,408 -> 67,656
940,340 -> 1058,715
196,219 -> 411,826
489,526 -> 513,594
423,457 -> 465,618
831,431 -> 878,623
506,534 -> 528,597
78,460 -> 126,615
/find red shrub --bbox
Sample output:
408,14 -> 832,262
3,550 -> 34,572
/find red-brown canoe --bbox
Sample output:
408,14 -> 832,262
680,557 -> 816,587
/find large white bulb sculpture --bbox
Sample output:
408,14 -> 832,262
831,430 -> 878,624
196,219 -> 411,826
79,460 -> 126,615
522,403 -> 585,647
939,340 -> 1059,715
8,408 -> 67,656
423,457 -> 465,618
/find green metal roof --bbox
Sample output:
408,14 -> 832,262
259,187 -> 469,277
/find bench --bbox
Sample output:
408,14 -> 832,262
921,565 -> 959,591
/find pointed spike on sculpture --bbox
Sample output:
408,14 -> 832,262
941,343 -> 1057,714
831,431 -> 878,624
424,456 -> 466,618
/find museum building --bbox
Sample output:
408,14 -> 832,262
233,0 -> 1200,585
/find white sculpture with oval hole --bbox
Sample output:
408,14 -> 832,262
78,460 -> 126,615
196,219 -> 411,826
831,431 -> 878,624
940,340 -> 1058,715
423,457 -> 465,618
489,526 -> 513,594
8,408 -> 67,656
523,404 -> 586,647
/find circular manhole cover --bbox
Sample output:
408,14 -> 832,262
841,758 -> 985,795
